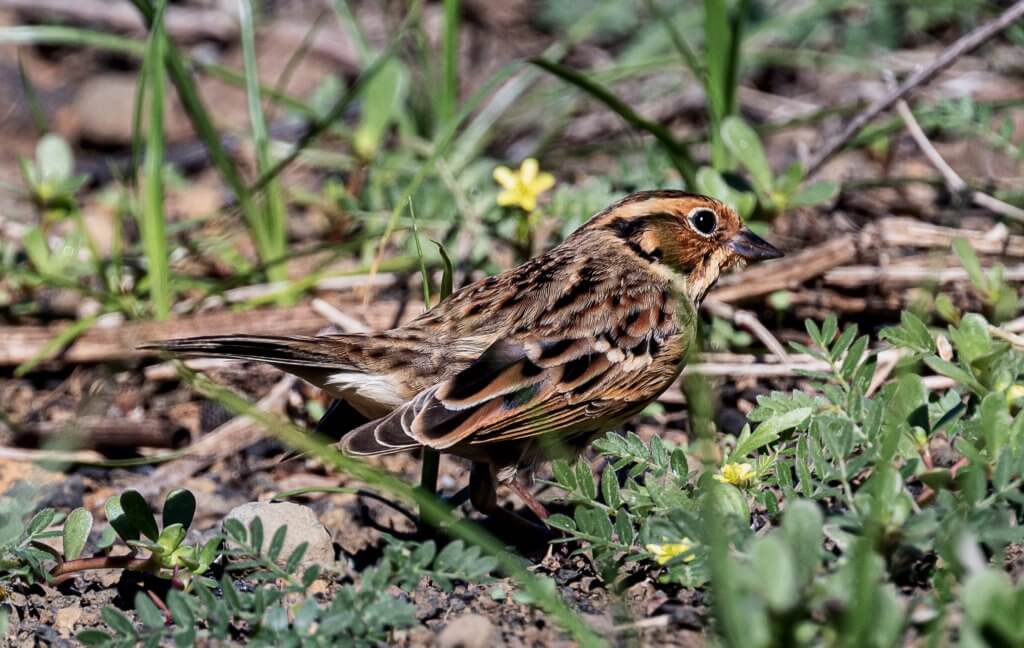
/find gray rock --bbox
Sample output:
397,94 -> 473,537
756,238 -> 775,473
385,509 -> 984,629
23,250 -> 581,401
222,502 -> 333,571
437,613 -> 495,648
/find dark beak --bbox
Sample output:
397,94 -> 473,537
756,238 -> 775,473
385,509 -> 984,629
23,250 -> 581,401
728,228 -> 783,261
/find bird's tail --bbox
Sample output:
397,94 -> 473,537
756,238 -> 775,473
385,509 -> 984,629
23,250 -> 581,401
139,335 -> 352,369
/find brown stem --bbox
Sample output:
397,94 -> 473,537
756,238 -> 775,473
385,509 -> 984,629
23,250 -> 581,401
50,555 -> 154,586
147,590 -> 173,625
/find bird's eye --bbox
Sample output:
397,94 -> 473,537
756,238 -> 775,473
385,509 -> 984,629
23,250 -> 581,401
688,208 -> 717,236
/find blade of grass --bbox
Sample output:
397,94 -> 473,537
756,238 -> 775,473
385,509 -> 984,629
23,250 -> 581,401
328,0 -> 372,62
438,0 -> 460,127
130,64 -> 148,187
530,57 -> 697,187
407,198 -> 441,502
176,365 -> 605,647
14,314 -> 100,377
140,1 -> 170,320
265,8 -> 329,125
238,0 -> 286,284
704,0 -> 731,170
723,0 -> 749,118
16,50 -> 48,134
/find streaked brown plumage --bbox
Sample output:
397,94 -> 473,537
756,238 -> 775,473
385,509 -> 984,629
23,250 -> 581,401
142,190 -> 781,526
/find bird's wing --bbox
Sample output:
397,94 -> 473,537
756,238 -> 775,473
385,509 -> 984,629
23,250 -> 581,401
342,285 -> 692,456
138,332 -> 480,398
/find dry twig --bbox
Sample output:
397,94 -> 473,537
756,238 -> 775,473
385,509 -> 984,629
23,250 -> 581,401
805,0 -> 1024,176
886,74 -> 1024,222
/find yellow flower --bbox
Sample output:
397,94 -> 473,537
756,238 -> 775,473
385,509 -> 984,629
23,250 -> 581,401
492,158 -> 555,212
645,540 -> 697,565
1007,384 -> 1024,402
715,462 -> 756,488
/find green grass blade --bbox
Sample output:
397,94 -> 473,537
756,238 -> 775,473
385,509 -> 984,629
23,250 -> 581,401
704,0 -> 731,169
16,50 -> 48,134
328,0 -> 372,62
238,0 -> 286,283
530,57 -> 697,187
438,0 -> 460,127
407,199 -> 442,499
15,314 -> 100,377
0,25 -> 145,54
140,2 -> 170,320
723,0 -> 749,118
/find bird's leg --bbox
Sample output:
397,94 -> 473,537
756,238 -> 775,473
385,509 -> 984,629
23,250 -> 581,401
443,484 -> 472,508
469,463 -> 548,536
506,479 -> 550,521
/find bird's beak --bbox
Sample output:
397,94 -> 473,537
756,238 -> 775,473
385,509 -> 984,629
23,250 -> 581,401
727,228 -> 783,261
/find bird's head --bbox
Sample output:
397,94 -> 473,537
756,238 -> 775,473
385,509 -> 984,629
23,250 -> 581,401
583,190 -> 783,304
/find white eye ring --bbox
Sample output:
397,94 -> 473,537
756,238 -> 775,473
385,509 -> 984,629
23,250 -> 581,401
688,207 -> 718,237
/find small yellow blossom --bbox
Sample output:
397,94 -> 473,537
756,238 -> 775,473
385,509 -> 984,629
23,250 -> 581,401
492,158 -> 555,212
714,462 -> 756,488
645,540 -> 697,565
1008,384 -> 1024,402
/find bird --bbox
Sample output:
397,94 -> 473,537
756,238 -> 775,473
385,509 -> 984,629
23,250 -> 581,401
141,190 -> 782,530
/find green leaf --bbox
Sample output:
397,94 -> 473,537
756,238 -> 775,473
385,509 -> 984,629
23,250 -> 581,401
432,240 -> 454,299
157,523 -> 186,555
721,116 -> 772,199
546,513 -> 576,533
35,132 -> 73,182
101,607 -> 135,637
953,237 -> 988,294
162,489 -> 196,532
789,180 -> 838,207
26,508 -> 57,537
782,500 -> 823,586
750,535 -> 798,612
63,507 -> 93,561
600,467 -> 621,510
615,510 -> 635,547
120,490 -> 159,541
949,313 -> 992,364
105,495 -> 139,542
880,310 -> 934,354
925,357 -> 986,394
575,462 -> 597,500
962,569 -> 1013,626
134,592 -> 165,629
284,542 -> 308,575
197,537 -> 221,572
166,589 -> 195,627
267,525 -> 287,562
552,460 -> 576,490
730,407 -> 811,461
249,517 -> 264,554
76,629 -> 113,647
353,60 -> 407,159
20,226 -> 53,275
